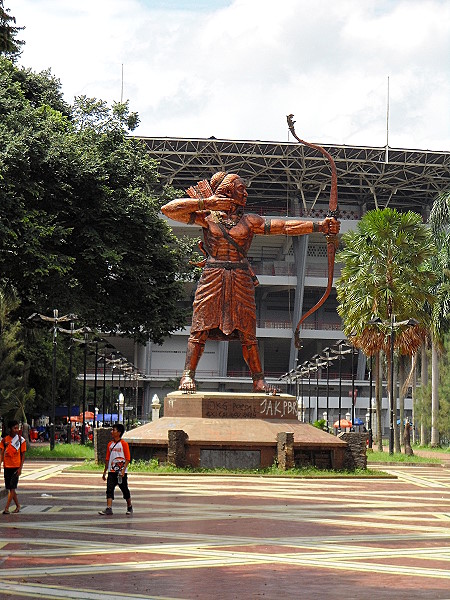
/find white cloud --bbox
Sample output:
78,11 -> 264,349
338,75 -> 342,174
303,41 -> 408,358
12,0 -> 450,150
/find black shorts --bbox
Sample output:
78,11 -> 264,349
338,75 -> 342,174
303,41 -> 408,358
106,472 -> 130,501
4,468 -> 19,490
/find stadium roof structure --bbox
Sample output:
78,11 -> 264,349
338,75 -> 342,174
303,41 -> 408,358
141,136 -> 450,217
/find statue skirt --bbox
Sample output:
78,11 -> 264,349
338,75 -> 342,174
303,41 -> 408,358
191,266 -> 256,339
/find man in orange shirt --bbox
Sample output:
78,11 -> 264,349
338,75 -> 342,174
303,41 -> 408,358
0,420 -> 27,514
98,424 -> 133,516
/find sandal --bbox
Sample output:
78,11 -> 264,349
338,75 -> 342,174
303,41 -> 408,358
2,509 -> 10,515
12,506 -> 20,513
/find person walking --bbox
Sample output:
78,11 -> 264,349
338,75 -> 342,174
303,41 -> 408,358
98,424 -> 133,516
0,420 -> 27,514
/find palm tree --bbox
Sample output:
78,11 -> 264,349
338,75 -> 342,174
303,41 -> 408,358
428,190 -> 450,446
1,387 -> 35,423
336,208 -> 435,452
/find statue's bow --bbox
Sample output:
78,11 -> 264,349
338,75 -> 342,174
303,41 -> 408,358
287,114 -> 339,349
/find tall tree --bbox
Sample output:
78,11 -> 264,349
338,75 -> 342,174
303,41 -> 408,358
0,1 -> 24,59
336,208 -> 435,451
0,58 -> 192,344
437,334 -> 450,441
428,190 -> 450,446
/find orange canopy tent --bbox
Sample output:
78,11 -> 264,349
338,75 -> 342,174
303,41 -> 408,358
333,419 -> 352,428
67,411 -> 95,422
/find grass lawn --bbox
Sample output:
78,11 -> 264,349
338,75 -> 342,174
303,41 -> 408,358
27,443 -> 95,460
69,458 -> 391,478
412,444 -> 450,453
27,442 -> 446,475
367,450 -> 441,464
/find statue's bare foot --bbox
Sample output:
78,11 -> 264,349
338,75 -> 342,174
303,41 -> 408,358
179,372 -> 196,394
252,379 -> 279,395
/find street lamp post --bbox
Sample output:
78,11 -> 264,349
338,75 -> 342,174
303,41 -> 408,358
68,327 -> 96,444
134,372 -> 140,422
331,341 -> 345,433
92,338 -> 101,429
101,354 -> 107,426
312,355 -> 327,422
28,310 -> 77,451
331,340 -> 354,434
110,360 -> 115,425
320,347 -> 334,431
67,327 -> 74,443
98,343 -> 115,427
58,320 -> 86,443
307,364 -> 313,423
300,361 -> 309,423
299,370 -> 304,422
337,342 -> 344,432
81,328 -> 90,445
312,355 -> 320,422
106,353 -> 125,425
349,344 -> 357,428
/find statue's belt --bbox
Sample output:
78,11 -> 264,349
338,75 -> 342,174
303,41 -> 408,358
204,260 -> 249,271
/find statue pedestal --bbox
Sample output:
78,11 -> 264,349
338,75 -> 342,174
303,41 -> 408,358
124,391 -> 346,470
164,391 -> 299,420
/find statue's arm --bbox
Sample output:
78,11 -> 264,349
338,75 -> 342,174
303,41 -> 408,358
249,215 -> 339,236
161,197 -> 205,224
161,196 -> 232,225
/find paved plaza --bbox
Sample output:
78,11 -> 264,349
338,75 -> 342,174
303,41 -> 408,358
0,461 -> 448,599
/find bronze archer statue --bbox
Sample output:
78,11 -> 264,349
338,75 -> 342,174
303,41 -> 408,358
161,171 -> 340,393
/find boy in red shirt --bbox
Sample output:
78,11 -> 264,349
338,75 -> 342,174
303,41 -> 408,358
99,424 -> 133,516
0,420 -> 27,514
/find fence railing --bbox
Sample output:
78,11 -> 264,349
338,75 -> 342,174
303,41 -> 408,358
181,317 -> 342,330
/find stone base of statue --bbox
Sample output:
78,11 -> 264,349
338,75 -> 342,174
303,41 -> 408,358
124,391 -> 347,470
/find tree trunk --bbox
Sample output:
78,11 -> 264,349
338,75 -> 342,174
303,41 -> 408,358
420,343 -> 428,446
375,351 -> 383,451
403,421 -> 414,455
393,356 -> 401,454
431,340 -> 440,447
398,355 -> 406,452
412,353 -> 417,445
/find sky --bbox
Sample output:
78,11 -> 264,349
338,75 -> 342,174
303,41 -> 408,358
12,0 -> 450,151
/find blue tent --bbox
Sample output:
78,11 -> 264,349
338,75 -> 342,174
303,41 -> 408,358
353,417 -> 364,426
96,414 -> 119,423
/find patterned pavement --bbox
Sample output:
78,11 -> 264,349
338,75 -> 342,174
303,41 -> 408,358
0,461 -> 448,599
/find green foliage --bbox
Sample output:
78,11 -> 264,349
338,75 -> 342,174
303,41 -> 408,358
336,208 -> 435,338
367,450 -> 440,463
428,190 -> 450,341
415,377 -> 432,430
0,2 -> 24,60
1,387 -> 35,423
0,285 -> 35,421
22,327 -> 84,419
71,458 -> 387,478
412,443 -> 450,453
27,443 -> 95,460
414,335 -> 450,442
313,418 -> 326,430
0,58 -> 192,344
128,458 -> 179,472
436,334 -> 450,440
